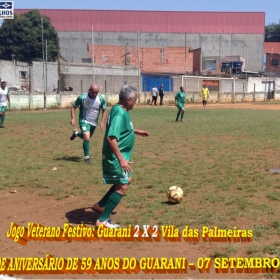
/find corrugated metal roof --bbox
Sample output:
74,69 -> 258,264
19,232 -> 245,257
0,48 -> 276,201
264,42 -> 280,54
14,9 -> 265,34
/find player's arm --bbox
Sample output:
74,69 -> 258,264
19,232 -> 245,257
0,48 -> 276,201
107,136 -> 132,172
134,129 -> 149,137
99,98 -> 107,131
70,106 -> 76,126
7,92 -> 10,108
70,96 -> 81,126
99,109 -> 107,131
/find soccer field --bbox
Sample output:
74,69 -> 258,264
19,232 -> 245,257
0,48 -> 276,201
0,105 -> 280,278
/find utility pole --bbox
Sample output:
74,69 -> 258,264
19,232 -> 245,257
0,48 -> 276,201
218,34 -> 221,103
137,28 -> 141,105
219,34 -> 221,78
185,33 -> 187,74
45,39 -> 48,109
92,24 -> 95,83
41,17 -> 46,110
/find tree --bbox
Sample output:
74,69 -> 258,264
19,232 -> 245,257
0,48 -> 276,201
265,23 -> 280,42
0,10 -> 59,62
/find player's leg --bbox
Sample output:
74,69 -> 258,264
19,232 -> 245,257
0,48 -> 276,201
91,184 -> 115,213
79,122 -> 91,163
180,108 -> 185,121
0,107 -> 7,128
96,174 -> 132,228
96,183 -> 129,228
175,108 -> 181,121
0,113 -> 6,128
82,125 -> 96,163
70,124 -> 84,141
89,125 -> 96,138
83,132 -> 91,163
176,104 -> 183,121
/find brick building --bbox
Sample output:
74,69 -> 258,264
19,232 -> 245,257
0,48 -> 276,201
264,42 -> 280,74
90,45 -> 201,74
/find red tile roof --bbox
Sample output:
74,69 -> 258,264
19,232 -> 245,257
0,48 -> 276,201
15,9 -> 265,34
264,42 -> 280,54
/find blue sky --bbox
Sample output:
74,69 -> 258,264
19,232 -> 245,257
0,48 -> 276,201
2,0 -> 280,26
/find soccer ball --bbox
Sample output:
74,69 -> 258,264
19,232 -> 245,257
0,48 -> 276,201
166,186 -> 183,204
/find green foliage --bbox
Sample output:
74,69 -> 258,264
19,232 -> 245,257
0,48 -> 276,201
265,23 -> 280,42
0,10 -> 59,62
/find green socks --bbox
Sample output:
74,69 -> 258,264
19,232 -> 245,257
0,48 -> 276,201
99,192 -> 123,222
181,111 -> 185,120
0,115 -> 5,125
83,140 -> 90,157
98,185 -> 115,207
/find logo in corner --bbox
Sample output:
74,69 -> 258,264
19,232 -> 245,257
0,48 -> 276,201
0,1 -> 14,19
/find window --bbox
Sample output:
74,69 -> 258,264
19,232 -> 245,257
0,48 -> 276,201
272,59 -> 278,66
20,71 -> 28,79
205,60 -> 217,70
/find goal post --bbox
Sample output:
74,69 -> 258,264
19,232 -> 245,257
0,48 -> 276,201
181,76 -> 236,104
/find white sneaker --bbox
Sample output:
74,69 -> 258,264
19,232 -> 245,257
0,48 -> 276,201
96,219 -> 120,228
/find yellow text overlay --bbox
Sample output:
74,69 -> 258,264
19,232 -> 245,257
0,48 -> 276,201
6,223 -> 253,245
0,256 -> 279,275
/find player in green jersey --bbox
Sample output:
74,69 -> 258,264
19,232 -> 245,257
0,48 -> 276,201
175,86 -> 186,122
70,84 -> 107,164
92,85 -> 149,228
0,81 -> 11,128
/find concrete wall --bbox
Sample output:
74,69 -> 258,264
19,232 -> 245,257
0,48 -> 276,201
32,61 -> 59,92
60,62 -> 139,95
0,61 -> 29,88
58,31 -> 264,72
0,60 -> 59,93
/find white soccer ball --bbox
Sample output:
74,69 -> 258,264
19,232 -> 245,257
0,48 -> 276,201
166,186 -> 183,204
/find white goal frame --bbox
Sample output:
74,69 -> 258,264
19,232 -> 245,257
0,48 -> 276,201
181,75 -> 236,103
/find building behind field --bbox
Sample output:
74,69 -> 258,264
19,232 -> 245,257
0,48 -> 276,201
1,58 -> 280,109
14,9 -> 265,75
264,42 -> 280,74
2,9 -> 271,109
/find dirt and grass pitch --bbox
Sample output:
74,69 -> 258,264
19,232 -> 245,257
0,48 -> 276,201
0,103 -> 280,279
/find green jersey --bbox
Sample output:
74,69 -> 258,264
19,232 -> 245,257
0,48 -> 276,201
102,104 -> 135,174
73,92 -> 106,126
175,91 -> 186,105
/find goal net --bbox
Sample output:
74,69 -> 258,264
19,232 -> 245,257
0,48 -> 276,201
181,76 -> 236,103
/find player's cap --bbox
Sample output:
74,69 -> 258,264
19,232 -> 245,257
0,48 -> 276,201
1,80 -> 7,84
